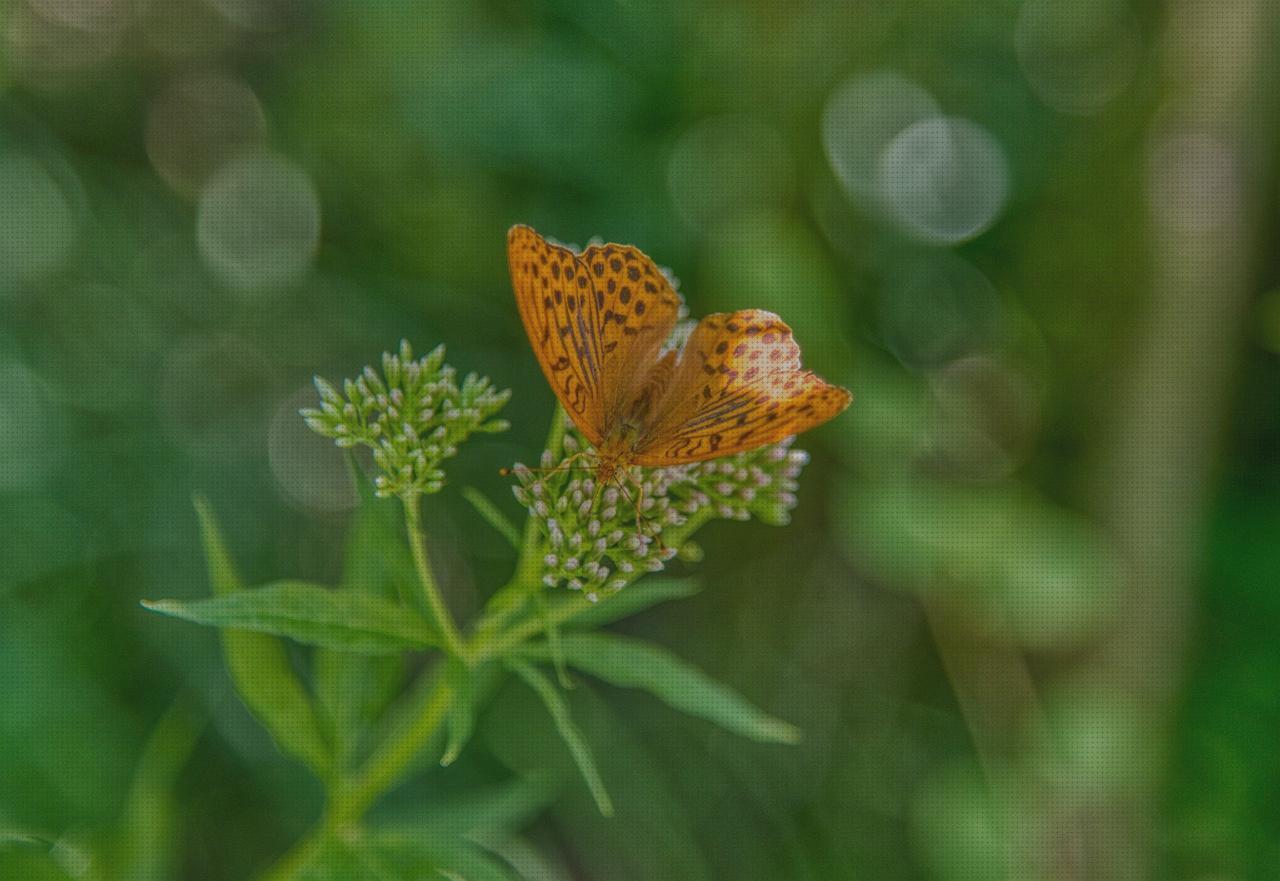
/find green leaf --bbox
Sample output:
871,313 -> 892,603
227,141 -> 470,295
524,632 -> 800,745
462,486 -> 521,550
303,835 -> 525,881
316,459 -> 412,766
506,659 -> 613,817
144,580 -> 437,654
341,454 -> 417,603
107,693 -> 205,881
561,577 -> 701,630
379,774 -> 559,843
189,496 -> 332,776
368,837 -> 525,881
535,590 -> 572,689
441,658 -> 474,767
0,850 -> 76,881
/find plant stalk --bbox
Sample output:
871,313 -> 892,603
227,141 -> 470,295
402,495 -> 466,662
260,406 -> 714,881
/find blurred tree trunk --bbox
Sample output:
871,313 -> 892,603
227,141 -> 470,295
1072,1 -> 1279,878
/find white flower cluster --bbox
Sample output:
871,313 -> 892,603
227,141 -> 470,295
302,340 -> 510,498
512,430 -> 809,600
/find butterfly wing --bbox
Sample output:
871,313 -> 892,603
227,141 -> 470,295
577,241 -> 683,430
633,309 -> 851,465
508,225 -> 608,444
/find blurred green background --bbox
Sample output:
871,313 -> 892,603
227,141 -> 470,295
2,0 -> 1279,878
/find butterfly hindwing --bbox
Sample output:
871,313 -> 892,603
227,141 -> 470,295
634,309 -> 851,465
507,225 -> 607,444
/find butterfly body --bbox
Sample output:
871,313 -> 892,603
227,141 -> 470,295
591,422 -> 648,487
507,225 -> 851,487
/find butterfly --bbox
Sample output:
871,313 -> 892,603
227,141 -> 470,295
507,224 -> 851,488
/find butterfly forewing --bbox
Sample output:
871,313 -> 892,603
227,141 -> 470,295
507,225 -> 608,444
633,309 -> 851,465
577,242 -> 683,431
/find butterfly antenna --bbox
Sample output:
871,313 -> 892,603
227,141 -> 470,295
499,451 -> 593,479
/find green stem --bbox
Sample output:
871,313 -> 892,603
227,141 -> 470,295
472,405 -> 569,637
474,594 -> 595,661
330,670 -> 454,825
259,408 -> 712,881
402,494 -> 466,662
256,670 -> 453,881
474,508 -> 714,662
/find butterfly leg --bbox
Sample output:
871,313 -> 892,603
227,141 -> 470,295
617,470 -> 667,557
613,473 -> 645,543
634,473 -> 669,557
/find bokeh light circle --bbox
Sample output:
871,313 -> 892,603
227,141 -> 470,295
909,760 -> 1006,881
875,115 -> 1010,245
4,1 -> 123,80
202,0 -> 296,32
196,149 -> 321,294
29,0 -> 131,35
667,114 -> 794,230
29,283 -> 162,413
268,385 -> 356,515
1146,131 -> 1239,235
0,146 -> 81,290
998,520 -> 1121,651
159,334 -> 277,460
146,71 -> 267,198
926,354 -> 1040,481
822,70 -> 940,206
1015,0 -> 1142,116
0,358 -> 62,491
879,252 -> 1003,371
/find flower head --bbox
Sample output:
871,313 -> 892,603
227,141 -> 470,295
303,340 -> 510,498
511,428 -> 809,599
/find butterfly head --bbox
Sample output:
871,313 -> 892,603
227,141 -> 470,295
592,454 -> 628,490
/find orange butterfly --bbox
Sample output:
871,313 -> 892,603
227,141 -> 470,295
507,225 -> 851,487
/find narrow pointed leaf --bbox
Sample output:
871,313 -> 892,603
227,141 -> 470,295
462,486 -> 521,550
108,693 -> 204,881
524,632 -> 800,745
441,658 -> 474,766
144,581 -> 437,654
535,590 -> 572,689
367,836 -> 524,881
561,577 -> 701,630
377,774 -> 560,842
341,454 -> 417,603
189,496 -> 332,776
317,459 -> 412,766
507,659 -> 613,817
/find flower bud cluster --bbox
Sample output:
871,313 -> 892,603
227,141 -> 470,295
302,340 -> 511,498
511,430 -> 809,600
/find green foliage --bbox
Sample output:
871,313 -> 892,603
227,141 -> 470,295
315,463 -> 413,767
103,695 -> 205,881
521,632 -> 801,745
136,345 -> 818,878
193,497 -> 333,779
560,576 -> 701,629
143,583 -> 439,654
507,659 -> 614,818
461,486 -> 522,550
440,658 -> 475,767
